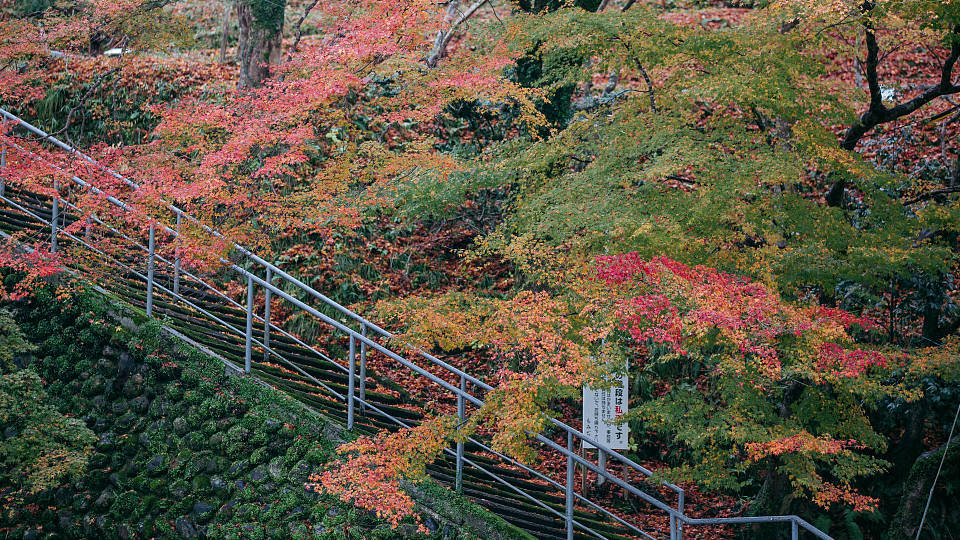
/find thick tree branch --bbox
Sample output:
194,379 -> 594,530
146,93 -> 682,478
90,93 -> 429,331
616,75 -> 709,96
903,187 -> 960,206
827,24 -> 960,207
637,63 -> 657,112
864,28 -> 884,114
667,174 -> 697,185
779,18 -> 801,34
426,0 -> 487,68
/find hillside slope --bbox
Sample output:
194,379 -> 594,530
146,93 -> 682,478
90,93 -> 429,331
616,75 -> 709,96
0,285 -> 528,540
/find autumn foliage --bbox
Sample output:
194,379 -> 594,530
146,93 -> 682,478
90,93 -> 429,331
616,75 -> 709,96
311,415 -> 456,528
593,253 -> 899,512
2,0 -> 960,536
0,244 -> 63,302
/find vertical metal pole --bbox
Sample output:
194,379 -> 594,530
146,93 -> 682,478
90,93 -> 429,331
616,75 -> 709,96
146,224 -> 155,316
0,143 -> 6,197
244,274 -> 254,374
670,516 -> 677,540
622,461 -> 629,501
50,181 -> 59,252
566,431 -> 574,540
677,487 -> 685,539
263,266 -> 271,362
173,212 -> 181,296
456,374 -> 465,493
597,450 -> 606,486
359,323 -> 367,408
791,520 -> 798,540
347,335 -> 356,430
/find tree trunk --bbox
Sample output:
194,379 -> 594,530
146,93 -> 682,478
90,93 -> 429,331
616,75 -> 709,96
922,304 -> 942,344
748,467 -> 796,539
236,0 -> 286,89
218,2 -> 232,64
890,401 -> 927,482
743,382 -> 809,538
888,434 -> 960,539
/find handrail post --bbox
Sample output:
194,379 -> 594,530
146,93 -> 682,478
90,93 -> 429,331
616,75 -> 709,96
359,323 -> 367,409
456,374 -> 465,493
146,223 -> 155,316
263,266 -> 271,362
566,431 -> 574,540
0,141 -> 6,196
791,519 -> 798,540
347,334 -> 356,430
677,488 -> 685,539
50,181 -> 59,252
245,274 -> 254,374
173,211 -> 181,295
597,450 -> 606,486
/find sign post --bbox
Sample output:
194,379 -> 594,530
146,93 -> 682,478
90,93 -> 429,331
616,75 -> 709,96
582,361 -> 629,486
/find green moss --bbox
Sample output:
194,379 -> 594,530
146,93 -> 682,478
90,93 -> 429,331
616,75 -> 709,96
243,0 -> 285,34
110,491 -> 140,519
411,480 -> 535,540
1,285 -> 525,539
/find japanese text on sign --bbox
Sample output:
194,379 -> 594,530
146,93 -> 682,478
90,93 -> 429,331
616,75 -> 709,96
582,364 -> 629,450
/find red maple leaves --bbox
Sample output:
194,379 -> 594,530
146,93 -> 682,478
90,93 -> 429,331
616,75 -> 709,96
595,252 -> 889,382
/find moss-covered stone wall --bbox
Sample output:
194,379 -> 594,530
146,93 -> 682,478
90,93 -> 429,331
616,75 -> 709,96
0,287 -> 528,540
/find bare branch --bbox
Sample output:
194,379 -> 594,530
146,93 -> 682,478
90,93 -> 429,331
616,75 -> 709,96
52,66 -> 120,142
287,0 -> 319,61
827,24 -> 960,207
486,0 -> 504,27
427,0 -> 487,68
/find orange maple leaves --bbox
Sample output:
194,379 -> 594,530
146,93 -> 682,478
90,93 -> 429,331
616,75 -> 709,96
745,431 -> 864,460
311,415 -> 456,529
595,253 -> 901,512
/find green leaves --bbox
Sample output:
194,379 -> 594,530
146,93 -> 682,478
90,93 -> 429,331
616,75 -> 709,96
0,369 -> 97,501
0,309 -> 34,375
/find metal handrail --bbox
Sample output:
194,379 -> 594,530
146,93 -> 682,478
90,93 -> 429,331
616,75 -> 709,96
0,108 -> 833,540
0,188 -> 647,540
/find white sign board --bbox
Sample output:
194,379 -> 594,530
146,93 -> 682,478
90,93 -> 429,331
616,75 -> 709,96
582,364 -> 629,450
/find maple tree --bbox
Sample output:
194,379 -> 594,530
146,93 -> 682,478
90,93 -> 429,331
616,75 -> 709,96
590,253 -> 899,514
0,369 -> 97,506
363,0 -> 960,532
0,243 -> 63,302
312,415 -> 457,529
